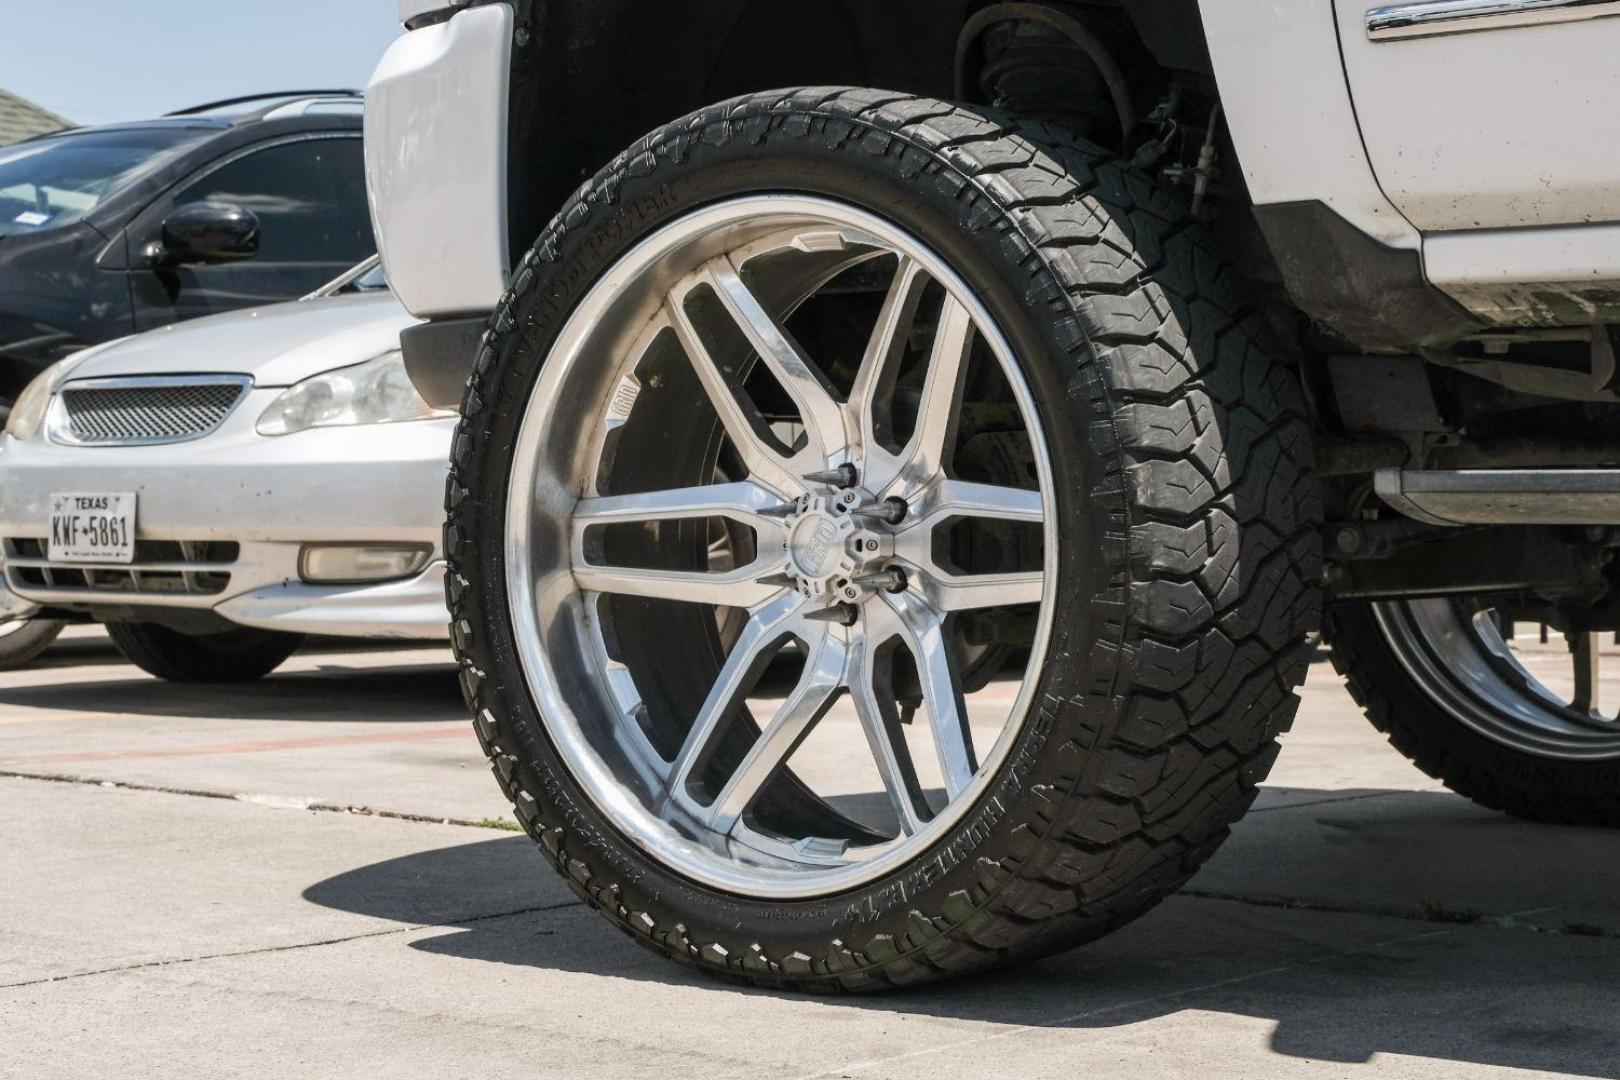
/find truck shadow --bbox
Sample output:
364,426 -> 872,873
303,787 -> 1620,1077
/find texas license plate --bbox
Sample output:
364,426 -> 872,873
48,492 -> 137,564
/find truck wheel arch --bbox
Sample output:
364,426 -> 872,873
502,0 -> 1209,266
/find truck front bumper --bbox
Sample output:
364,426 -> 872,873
366,1 -> 513,320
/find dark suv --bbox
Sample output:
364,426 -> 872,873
0,91 -> 375,418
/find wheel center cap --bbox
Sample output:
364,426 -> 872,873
780,490 -> 888,600
787,512 -> 847,579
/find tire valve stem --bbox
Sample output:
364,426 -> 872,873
804,603 -> 860,626
803,464 -> 859,489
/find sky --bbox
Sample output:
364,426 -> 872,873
0,1 -> 402,126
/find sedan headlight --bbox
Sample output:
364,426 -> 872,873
256,351 -> 451,436
4,362 -> 64,441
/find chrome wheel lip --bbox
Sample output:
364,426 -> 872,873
503,195 -> 1060,900
1373,599 -> 1620,761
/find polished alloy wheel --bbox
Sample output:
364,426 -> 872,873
505,196 -> 1057,897
453,89 -> 1324,982
1375,599 -> 1620,760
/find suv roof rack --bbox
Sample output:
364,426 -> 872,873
165,90 -> 363,117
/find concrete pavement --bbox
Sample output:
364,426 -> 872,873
2,628 -> 1617,1079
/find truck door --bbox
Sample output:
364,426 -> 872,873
1337,1 -> 1620,231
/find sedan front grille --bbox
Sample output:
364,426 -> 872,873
53,376 -> 250,445
4,538 -> 239,597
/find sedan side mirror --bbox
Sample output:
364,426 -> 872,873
150,201 -> 260,266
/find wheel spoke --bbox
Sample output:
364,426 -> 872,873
883,591 -> 976,799
928,571 -> 1046,613
703,628 -> 848,834
897,294 -> 974,487
848,625 -> 929,836
667,302 -> 805,497
705,260 -> 847,460
573,488 -> 789,603
667,592 -> 803,792
848,257 -> 928,490
571,560 -> 788,607
573,481 -> 790,530
1572,631 -> 1602,717
887,479 -> 1046,613
928,480 -> 1043,524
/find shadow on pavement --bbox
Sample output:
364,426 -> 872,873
0,661 -> 463,722
21,629 -> 124,671
22,630 -> 446,673
303,787 -> 1620,1078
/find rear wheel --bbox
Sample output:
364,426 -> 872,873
106,622 -> 304,683
1327,600 -> 1620,825
448,89 -> 1321,989
0,618 -> 65,671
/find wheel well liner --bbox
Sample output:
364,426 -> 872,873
506,0 -> 967,265
504,0 -> 1211,263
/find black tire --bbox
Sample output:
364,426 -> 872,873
106,622 -> 304,684
1325,602 -> 1620,826
448,88 -> 1322,989
0,619 -> 66,671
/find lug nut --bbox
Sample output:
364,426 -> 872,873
854,497 -> 907,525
804,603 -> 860,626
853,567 -> 908,593
803,464 -> 859,489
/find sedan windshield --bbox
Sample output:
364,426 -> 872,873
312,255 -> 387,298
345,261 -> 388,292
0,127 -> 210,238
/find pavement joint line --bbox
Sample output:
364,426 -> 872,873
791,920 -> 1463,1080
1246,790 -> 1413,814
0,769 -> 518,832
0,899 -> 585,992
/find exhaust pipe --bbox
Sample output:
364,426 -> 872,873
1375,468 -> 1620,526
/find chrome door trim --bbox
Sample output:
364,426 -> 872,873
1368,0 -> 1620,40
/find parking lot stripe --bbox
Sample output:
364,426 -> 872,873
0,725 -> 470,765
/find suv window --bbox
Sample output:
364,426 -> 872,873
172,137 -> 372,264
0,127 -> 210,238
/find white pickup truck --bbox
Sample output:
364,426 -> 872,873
365,0 -> 1620,989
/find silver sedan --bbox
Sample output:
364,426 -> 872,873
0,259 -> 456,682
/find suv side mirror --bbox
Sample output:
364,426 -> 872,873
151,201 -> 260,266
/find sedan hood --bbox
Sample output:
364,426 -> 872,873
65,292 -> 418,388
